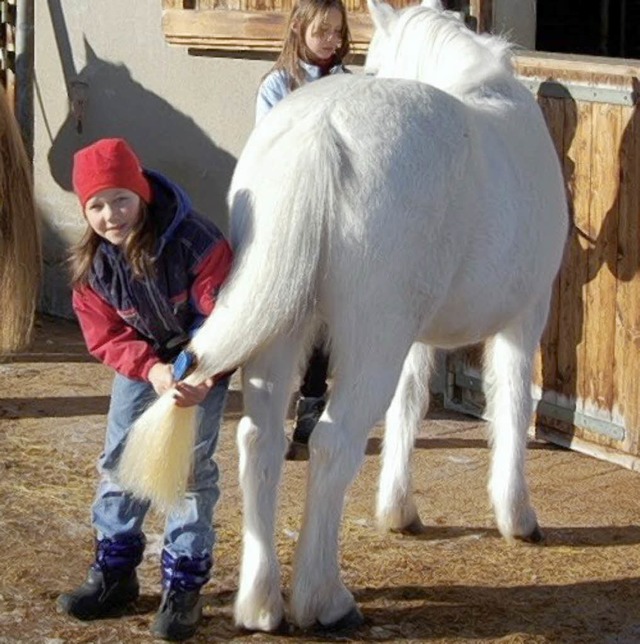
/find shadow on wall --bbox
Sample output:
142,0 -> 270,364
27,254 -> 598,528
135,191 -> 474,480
47,39 -> 237,232
539,81 -> 640,435
37,214 -> 74,317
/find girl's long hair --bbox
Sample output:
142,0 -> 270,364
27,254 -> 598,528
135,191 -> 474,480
69,200 -> 158,286
272,0 -> 351,90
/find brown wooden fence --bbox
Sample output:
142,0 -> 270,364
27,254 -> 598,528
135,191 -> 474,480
446,53 -> 640,470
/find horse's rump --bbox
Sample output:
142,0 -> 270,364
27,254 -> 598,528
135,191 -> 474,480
232,73 -> 567,347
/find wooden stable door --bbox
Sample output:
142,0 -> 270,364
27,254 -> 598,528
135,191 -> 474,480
446,53 -> 640,471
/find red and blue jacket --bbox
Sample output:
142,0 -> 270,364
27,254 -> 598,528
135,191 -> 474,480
72,170 -> 233,381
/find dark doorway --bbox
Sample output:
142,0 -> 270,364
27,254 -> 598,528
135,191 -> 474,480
536,0 -> 640,58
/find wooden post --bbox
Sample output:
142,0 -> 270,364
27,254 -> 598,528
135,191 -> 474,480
469,0 -> 493,33
1,0 -> 16,111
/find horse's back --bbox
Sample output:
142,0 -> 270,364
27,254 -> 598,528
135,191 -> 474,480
238,74 -> 473,228
235,73 -> 568,347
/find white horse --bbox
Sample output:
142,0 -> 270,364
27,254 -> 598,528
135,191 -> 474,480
121,0 -> 568,633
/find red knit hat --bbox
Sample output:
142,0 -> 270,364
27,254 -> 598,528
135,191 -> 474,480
72,138 -> 153,207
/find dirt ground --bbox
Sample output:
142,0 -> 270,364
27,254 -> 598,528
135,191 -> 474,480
2,315 -> 640,643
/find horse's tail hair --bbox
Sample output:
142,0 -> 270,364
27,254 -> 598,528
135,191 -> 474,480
0,86 -> 41,353
189,110 -> 342,380
119,111 -> 342,511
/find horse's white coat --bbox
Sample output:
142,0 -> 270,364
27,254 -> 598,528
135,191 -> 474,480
121,0 -> 568,631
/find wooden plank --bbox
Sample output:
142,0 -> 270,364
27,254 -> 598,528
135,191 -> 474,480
198,0 -> 291,11
191,0 -> 414,10
553,101 -> 592,427
581,102 -> 621,438
533,96 -> 565,409
515,52 -> 640,86
164,0 -> 493,54
469,0 -> 493,33
162,0 -> 194,8
613,106 -> 640,455
163,9 -> 287,43
162,8 -> 377,52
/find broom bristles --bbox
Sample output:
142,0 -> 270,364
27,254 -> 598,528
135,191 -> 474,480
117,392 -> 198,514
0,85 -> 41,354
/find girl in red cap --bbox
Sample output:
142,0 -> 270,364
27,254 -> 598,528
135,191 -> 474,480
57,137 -> 232,641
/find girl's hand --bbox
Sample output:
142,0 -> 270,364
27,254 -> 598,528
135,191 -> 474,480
172,377 -> 215,408
148,362 -> 175,396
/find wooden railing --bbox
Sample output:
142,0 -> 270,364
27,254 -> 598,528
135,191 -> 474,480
161,0 -> 494,55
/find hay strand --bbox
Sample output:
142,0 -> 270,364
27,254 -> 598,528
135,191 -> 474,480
117,392 -> 197,513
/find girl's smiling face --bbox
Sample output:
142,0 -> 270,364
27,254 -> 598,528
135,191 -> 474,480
84,188 -> 142,246
303,7 -> 343,63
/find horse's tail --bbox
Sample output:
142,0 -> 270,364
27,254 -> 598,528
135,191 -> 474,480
189,110 -> 341,378
0,86 -> 41,353
118,109 -> 343,511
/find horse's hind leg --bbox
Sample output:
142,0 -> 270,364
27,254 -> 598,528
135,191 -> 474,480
234,332 -> 300,632
376,341 -> 433,533
485,298 -> 550,542
289,340 -> 410,629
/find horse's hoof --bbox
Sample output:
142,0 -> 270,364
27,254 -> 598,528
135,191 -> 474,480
272,617 -> 292,634
238,617 -> 290,635
515,523 -> 544,544
392,516 -> 426,536
314,606 -> 365,633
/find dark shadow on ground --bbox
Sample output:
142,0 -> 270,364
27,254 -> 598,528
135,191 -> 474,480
397,524 -> 640,547
0,395 -> 109,418
365,435 -> 563,456
354,577 -> 640,641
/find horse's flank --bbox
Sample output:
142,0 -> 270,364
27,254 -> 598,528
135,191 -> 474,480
0,86 -> 41,353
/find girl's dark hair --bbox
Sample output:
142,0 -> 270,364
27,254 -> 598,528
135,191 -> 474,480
272,0 -> 351,90
69,200 -> 158,286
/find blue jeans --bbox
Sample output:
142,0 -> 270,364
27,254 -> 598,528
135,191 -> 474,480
91,372 -> 229,560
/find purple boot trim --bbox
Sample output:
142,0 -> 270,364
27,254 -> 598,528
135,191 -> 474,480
160,549 -> 212,592
92,533 -> 146,576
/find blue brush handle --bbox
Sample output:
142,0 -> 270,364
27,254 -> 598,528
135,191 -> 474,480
172,350 -> 196,381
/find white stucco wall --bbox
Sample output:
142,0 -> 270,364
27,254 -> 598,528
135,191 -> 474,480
34,0 -> 535,318
493,0 -> 536,49
35,0 -> 273,316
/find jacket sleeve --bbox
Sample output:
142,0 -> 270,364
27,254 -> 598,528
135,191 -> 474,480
255,73 -> 289,125
190,237 -> 233,317
72,285 -> 162,381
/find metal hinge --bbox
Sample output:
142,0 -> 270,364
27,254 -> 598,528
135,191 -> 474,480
519,78 -> 639,106
445,366 -> 626,441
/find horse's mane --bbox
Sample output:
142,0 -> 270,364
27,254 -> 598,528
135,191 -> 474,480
376,5 -> 515,99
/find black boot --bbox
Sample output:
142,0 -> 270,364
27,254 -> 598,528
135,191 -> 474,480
57,534 -> 145,620
151,587 -> 203,641
286,396 -> 325,461
150,550 -> 211,641
57,566 -> 139,620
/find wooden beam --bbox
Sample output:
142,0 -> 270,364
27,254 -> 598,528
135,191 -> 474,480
162,8 -> 374,53
469,0 -> 492,33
